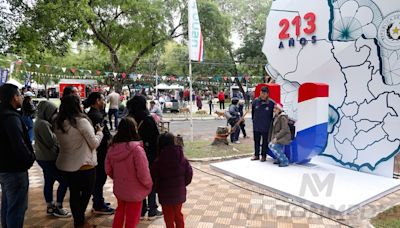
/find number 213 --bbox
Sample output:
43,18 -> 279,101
279,12 -> 316,39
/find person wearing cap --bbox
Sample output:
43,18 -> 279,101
268,103 -> 291,167
228,97 -> 241,144
22,91 -> 36,143
0,84 -> 36,227
251,86 -> 275,162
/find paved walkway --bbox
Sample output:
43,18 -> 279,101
4,159 -> 399,228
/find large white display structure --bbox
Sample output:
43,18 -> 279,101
263,0 -> 400,177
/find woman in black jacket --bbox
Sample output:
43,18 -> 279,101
127,95 -> 162,219
84,92 -> 115,214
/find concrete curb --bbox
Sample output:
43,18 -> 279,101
163,116 -> 252,122
188,153 -> 252,163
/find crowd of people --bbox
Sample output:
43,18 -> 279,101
0,81 -> 292,228
0,83 -> 193,228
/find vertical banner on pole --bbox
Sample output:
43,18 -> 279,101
188,0 -> 204,142
24,72 -> 32,87
0,69 -> 9,86
188,0 -> 204,63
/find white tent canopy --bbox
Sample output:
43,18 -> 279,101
6,78 -> 24,89
155,83 -> 183,90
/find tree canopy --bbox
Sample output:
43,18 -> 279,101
2,0 -> 273,86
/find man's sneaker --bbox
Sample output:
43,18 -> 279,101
273,160 -> 280,164
46,206 -> 55,215
92,206 -> 115,215
148,210 -> 163,220
234,141 -> 241,144
53,207 -> 72,218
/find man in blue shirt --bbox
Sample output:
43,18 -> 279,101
251,86 -> 275,162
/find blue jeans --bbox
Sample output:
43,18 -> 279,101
36,160 -> 68,205
108,108 -> 119,130
269,143 -> 289,165
0,172 -> 29,228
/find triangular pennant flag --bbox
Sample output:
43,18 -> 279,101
62,67 -> 67,73
113,72 -> 118,78
138,74 -> 143,80
231,77 -> 235,82
96,70 -> 101,76
79,69 -> 85,74
238,76 -> 243,81
122,73 -> 126,79
245,75 -> 250,81
70,68 -> 76,74
26,63 -> 32,67
35,64 -> 41,69
223,76 -> 228,81
162,76 -> 167,80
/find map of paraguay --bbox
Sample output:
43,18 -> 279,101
263,0 -> 400,176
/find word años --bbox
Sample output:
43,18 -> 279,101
279,36 -> 317,49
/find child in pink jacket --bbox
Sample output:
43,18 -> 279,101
105,117 -> 153,228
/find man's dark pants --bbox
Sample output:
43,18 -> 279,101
0,172 -> 29,228
141,190 -> 158,216
219,101 -> 225,110
254,131 -> 269,157
92,154 -> 107,210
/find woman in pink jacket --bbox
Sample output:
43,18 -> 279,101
105,117 -> 153,228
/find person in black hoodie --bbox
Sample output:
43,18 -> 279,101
127,95 -> 163,220
84,92 -> 115,215
0,83 -> 36,228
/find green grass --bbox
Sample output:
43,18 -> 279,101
371,205 -> 400,228
183,140 -> 252,159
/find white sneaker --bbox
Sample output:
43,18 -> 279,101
234,141 -> 241,144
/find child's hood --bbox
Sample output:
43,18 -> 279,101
158,145 -> 185,163
108,141 -> 144,161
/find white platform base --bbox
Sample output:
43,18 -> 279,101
211,158 -> 400,214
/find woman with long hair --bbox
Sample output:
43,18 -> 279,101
106,117 -> 152,227
84,92 -> 115,214
126,95 -> 162,219
54,95 -> 103,228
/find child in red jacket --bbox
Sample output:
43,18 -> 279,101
105,117 -> 153,228
151,132 -> 193,228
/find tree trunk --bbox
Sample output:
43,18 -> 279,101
44,83 -> 49,100
211,126 -> 229,146
228,47 -> 247,102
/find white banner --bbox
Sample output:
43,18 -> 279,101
188,0 -> 204,62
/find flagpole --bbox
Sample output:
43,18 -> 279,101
189,59 -> 194,142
